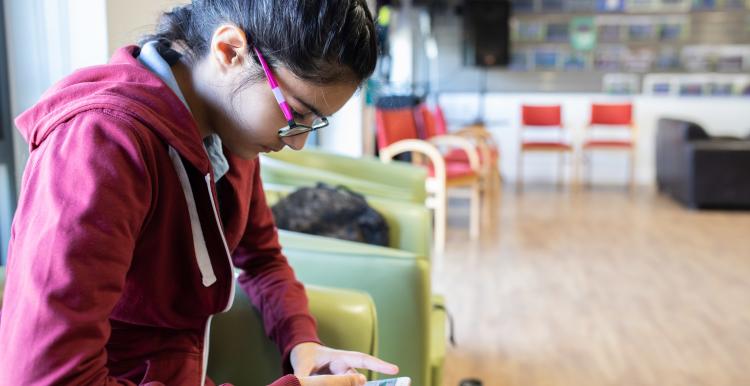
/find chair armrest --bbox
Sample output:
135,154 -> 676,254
379,139 -> 447,184
428,135 -> 481,173
264,148 -> 428,202
455,125 -> 497,168
261,156 -> 426,204
308,285 -> 378,358
456,124 -> 498,148
208,281 -> 378,385
430,295 -> 448,386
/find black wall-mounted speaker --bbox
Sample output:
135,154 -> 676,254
463,0 -> 511,67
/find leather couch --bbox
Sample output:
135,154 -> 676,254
656,118 -> 750,209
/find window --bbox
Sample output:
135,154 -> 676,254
0,0 -> 16,265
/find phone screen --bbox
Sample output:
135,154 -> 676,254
365,377 -> 411,386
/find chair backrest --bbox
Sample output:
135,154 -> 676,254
280,230 -> 433,386
375,107 -> 421,149
420,104 -> 448,138
521,104 -> 563,127
209,283 -> 377,385
434,105 -> 449,137
590,103 -> 633,126
262,149 -> 428,204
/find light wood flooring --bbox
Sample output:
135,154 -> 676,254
434,187 -> 750,386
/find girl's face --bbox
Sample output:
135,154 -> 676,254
197,25 -> 359,160
216,66 -> 357,159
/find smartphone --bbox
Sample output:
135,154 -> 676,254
365,377 -> 411,386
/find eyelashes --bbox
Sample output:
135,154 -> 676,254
292,109 -> 313,120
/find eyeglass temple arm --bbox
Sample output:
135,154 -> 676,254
253,47 -> 295,123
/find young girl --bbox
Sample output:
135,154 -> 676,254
0,1 -> 398,385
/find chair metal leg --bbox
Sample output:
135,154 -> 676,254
517,150 -> 524,193
433,187 -> 447,255
470,180 -> 481,240
584,150 -> 593,189
628,149 -> 636,193
572,150 -> 582,192
557,152 -> 564,191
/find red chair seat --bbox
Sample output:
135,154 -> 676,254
583,140 -> 632,149
427,161 -> 476,179
443,147 -> 499,164
521,141 -> 572,151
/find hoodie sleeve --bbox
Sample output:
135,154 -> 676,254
0,112 -> 152,385
231,163 -> 321,374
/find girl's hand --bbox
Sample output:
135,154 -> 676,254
298,374 -> 367,386
291,342 -> 399,378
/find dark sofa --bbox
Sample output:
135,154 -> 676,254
656,118 -> 750,209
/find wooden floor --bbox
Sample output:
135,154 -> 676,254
435,187 -> 750,386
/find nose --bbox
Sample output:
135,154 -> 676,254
280,131 -> 310,151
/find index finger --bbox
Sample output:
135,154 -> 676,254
337,352 -> 399,375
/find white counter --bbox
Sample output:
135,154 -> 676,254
438,93 -> 750,186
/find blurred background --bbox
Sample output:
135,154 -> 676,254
1,1 -> 749,385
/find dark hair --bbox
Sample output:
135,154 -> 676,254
142,0 -> 378,85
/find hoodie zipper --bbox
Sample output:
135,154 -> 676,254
167,146 -> 237,385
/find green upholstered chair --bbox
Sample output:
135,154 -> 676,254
260,148 -> 448,386
278,230 -> 445,386
260,148 -> 428,205
208,283 -> 378,385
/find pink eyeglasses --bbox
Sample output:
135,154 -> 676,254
252,47 -> 329,138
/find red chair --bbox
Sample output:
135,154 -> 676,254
376,106 -> 482,254
582,103 -> 636,189
420,104 -> 502,202
518,104 -> 574,190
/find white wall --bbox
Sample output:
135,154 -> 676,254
318,92 -> 366,157
439,92 -> 750,186
4,0 -> 185,180
106,0 -> 188,56
2,0 -> 184,261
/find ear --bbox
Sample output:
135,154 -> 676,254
209,24 -> 249,73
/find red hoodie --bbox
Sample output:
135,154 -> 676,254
0,46 -> 319,386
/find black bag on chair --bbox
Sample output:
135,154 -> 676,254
271,183 -> 390,247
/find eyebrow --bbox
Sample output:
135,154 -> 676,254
292,96 -> 326,118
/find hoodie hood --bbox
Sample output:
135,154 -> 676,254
15,45 -> 210,173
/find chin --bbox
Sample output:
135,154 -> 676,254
227,146 -> 259,160
241,151 -> 260,160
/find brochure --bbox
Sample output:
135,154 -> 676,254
625,0 -> 661,12
516,21 -> 546,41
541,0 -> 565,11
692,0 -> 718,10
513,0 -> 536,12
598,24 -> 623,42
546,22 -> 570,42
597,0 -> 625,11
571,17 -> 597,51
565,0 -> 597,11
659,19 -> 689,41
627,21 -> 658,41
534,48 -> 561,70
563,51 -> 591,70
